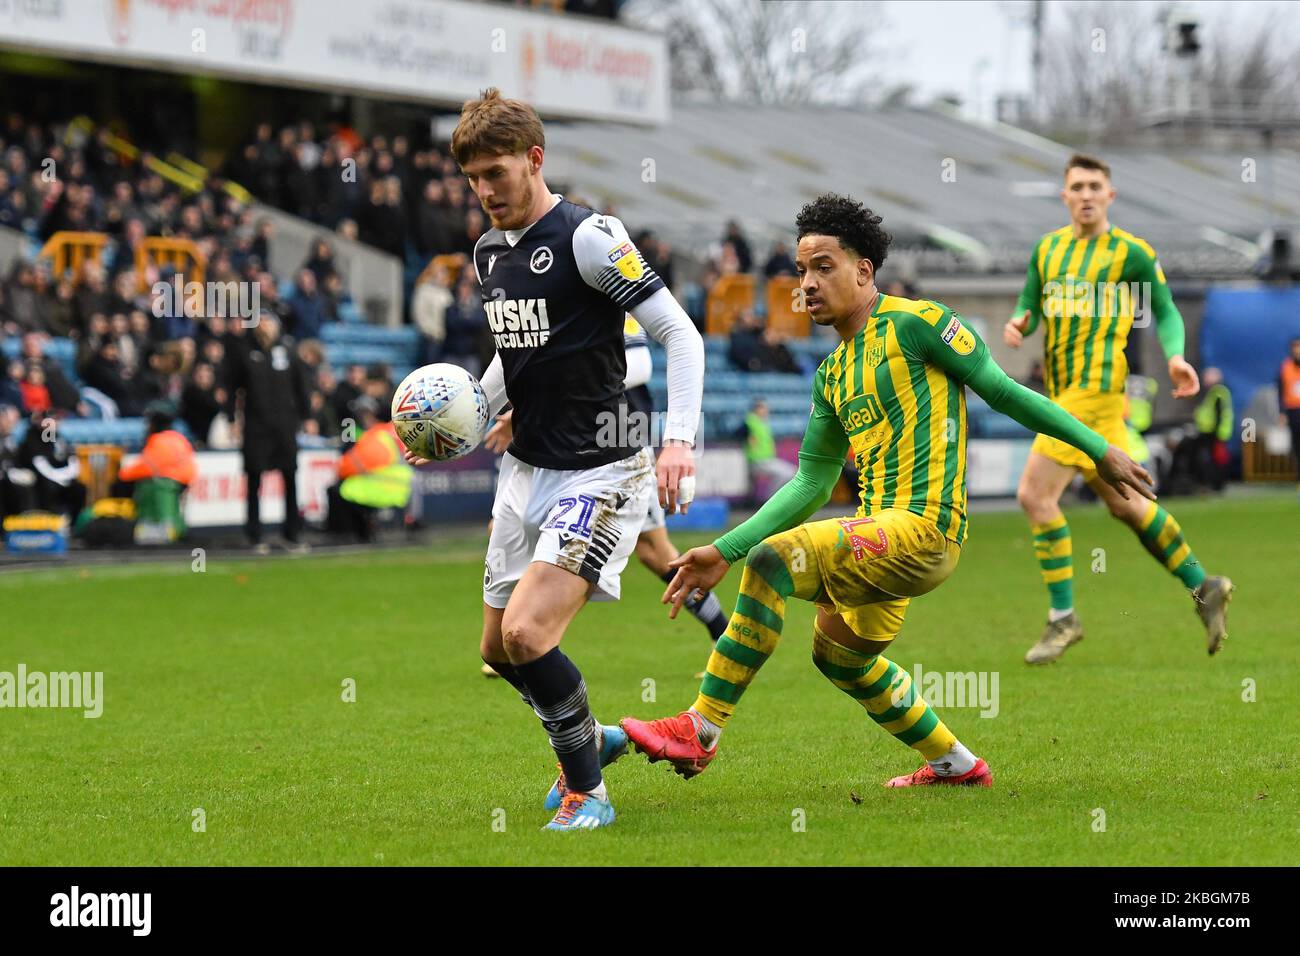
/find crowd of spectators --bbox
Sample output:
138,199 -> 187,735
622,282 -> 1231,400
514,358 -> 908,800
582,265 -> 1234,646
0,108 -> 834,483
225,119 -> 485,268
0,113 -> 398,463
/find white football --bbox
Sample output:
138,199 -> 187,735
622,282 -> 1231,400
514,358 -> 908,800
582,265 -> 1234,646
390,363 -> 490,461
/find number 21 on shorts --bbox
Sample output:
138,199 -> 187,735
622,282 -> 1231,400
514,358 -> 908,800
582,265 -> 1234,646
543,494 -> 596,539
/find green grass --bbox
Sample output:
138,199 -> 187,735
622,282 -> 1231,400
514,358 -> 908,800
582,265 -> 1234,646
1,492 -> 1297,866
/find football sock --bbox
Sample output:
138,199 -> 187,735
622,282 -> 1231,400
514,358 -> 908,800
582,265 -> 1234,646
1031,515 -> 1074,614
691,534 -> 822,728
928,739 -> 978,777
515,648 -> 602,794
811,624 -> 958,761
485,659 -> 533,707
1048,607 -> 1074,623
1134,500 -> 1207,590
686,708 -> 722,748
661,570 -> 727,641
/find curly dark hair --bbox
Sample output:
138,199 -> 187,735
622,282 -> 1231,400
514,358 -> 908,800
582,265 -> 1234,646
794,194 -> 891,272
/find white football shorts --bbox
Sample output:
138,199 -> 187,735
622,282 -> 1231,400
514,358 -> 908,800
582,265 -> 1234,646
483,447 -> 654,608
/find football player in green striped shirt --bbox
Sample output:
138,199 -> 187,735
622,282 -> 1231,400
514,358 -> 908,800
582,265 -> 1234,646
622,194 -> 1155,789
1005,153 -> 1234,664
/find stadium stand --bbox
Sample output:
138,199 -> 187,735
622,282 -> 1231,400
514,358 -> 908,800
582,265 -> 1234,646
1,102 -> 1289,465
541,103 -> 1300,277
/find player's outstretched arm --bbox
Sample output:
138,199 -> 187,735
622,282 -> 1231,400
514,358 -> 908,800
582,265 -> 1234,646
662,404 -> 847,617
966,357 -> 1156,502
906,305 -> 1155,502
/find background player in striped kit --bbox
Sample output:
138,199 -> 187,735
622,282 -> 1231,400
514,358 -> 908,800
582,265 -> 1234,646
622,195 -> 1156,789
1004,154 -> 1233,664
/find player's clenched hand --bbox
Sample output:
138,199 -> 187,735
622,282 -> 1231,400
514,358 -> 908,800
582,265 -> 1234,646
1168,356 -> 1200,399
663,545 -> 730,620
484,409 -> 513,455
1095,444 -> 1156,502
657,440 -> 695,515
1003,310 -> 1031,348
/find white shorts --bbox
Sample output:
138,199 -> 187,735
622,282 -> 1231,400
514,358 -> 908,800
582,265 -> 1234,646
483,448 -> 654,608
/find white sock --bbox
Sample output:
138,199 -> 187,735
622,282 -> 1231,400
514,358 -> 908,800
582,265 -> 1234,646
588,779 -> 608,801
1048,607 -> 1074,623
928,740 -> 978,777
688,708 -> 721,749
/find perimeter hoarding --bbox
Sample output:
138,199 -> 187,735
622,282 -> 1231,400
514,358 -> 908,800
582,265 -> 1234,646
0,0 -> 668,124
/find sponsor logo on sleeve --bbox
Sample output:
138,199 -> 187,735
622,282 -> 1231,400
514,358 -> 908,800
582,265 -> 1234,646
608,242 -> 644,281
941,316 -> 976,356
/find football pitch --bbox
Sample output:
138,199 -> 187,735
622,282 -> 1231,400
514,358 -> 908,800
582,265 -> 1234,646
2,491 -> 1296,867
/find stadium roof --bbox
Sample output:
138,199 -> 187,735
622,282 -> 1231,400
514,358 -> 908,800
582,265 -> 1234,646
543,103 -> 1300,276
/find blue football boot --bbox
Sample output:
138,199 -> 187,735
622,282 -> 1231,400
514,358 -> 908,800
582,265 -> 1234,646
543,723 -> 627,810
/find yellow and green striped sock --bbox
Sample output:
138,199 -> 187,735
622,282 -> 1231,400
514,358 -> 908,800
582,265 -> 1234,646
811,626 -> 957,760
692,534 -> 822,728
1031,515 -> 1074,611
1135,500 -> 1206,590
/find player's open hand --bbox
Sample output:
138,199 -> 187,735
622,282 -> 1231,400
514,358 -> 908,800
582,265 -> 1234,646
1095,444 -> 1156,502
663,544 -> 730,619
484,409 -> 513,455
657,440 -> 696,515
1003,310 -> 1031,348
1168,356 -> 1200,399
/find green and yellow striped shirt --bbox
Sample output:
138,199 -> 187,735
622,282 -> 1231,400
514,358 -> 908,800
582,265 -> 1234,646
1013,225 -> 1185,398
812,294 -> 988,546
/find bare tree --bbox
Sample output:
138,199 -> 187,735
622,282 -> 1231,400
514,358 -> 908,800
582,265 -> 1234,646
1036,1 -> 1300,142
623,0 -> 885,106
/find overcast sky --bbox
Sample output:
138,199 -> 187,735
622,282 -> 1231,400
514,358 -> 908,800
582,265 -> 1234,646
877,0 -> 1300,118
